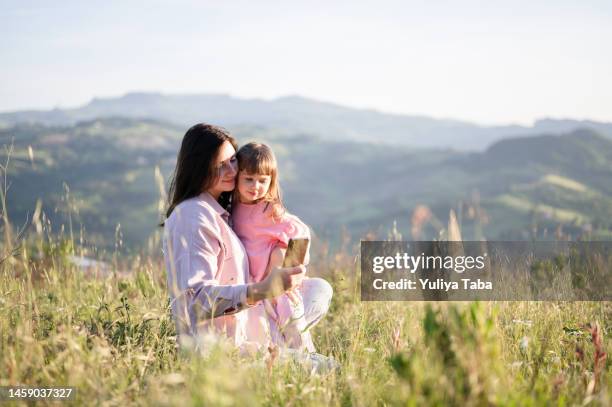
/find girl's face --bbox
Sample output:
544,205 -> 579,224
237,171 -> 271,204
207,141 -> 238,199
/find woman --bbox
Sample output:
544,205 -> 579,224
162,123 -> 332,352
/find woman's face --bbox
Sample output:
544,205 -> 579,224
207,141 -> 238,198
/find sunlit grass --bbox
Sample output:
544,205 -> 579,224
0,143 -> 609,405
0,233 -> 610,405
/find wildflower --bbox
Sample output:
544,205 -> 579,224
519,336 -> 529,352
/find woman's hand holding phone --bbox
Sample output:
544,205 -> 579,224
246,239 -> 309,304
247,264 -> 305,304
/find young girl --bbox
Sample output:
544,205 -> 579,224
232,142 -> 316,352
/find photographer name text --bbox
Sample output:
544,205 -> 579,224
371,252 -> 492,291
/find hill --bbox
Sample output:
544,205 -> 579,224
1,119 -> 611,251
1,93 -> 612,151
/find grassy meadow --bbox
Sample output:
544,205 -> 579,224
0,129 -> 610,405
0,226 -> 610,406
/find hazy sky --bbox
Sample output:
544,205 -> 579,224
2,0 -> 611,125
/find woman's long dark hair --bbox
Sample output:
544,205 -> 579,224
161,123 -> 237,225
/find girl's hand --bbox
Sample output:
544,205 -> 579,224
266,246 -> 286,278
268,245 -> 299,304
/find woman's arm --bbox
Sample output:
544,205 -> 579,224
169,241 -> 303,316
165,200 -> 271,320
166,223 -> 251,319
166,211 -> 304,315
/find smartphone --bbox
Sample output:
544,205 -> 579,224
282,238 -> 310,267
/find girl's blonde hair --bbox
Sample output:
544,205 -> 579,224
235,142 -> 285,220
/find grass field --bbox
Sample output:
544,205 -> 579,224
0,231 -> 610,406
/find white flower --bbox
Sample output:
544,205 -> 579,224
519,336 -> 529,352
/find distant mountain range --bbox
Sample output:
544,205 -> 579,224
2,118 -> 611,251
1,92 -> 611,150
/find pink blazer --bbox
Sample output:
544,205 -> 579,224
163,192 -> 252,346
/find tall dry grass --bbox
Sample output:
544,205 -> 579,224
0,161 -> 610,406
